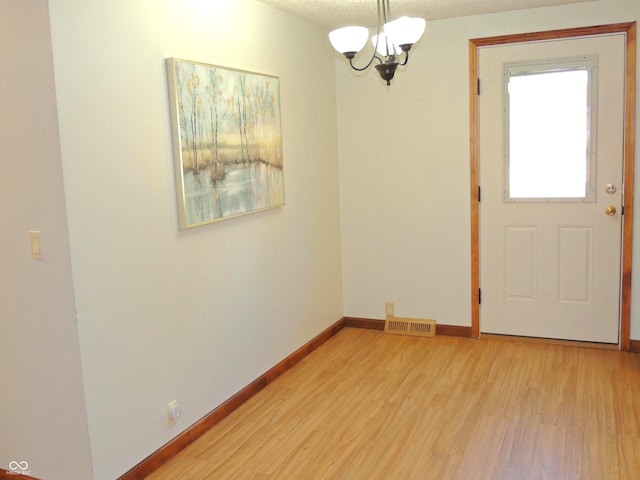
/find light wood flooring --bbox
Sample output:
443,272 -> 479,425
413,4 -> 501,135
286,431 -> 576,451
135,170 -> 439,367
146,328 -> 640,479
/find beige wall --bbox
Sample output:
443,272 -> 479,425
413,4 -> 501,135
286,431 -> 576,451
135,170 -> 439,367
0,1 -> 93,479
46,0 -> 343,479
337,0 -> 640,339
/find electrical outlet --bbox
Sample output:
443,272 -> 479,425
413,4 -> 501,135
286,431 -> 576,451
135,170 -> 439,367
385,302 -> 395,317
167,401 -> 182,426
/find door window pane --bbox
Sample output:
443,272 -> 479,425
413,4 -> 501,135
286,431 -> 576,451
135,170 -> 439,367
505,58 -> 596,201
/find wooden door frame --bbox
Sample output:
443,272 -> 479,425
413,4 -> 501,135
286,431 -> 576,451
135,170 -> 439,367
469,22 -> 637,350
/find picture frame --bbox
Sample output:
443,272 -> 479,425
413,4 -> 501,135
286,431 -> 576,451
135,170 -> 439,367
166,58 -> 284,228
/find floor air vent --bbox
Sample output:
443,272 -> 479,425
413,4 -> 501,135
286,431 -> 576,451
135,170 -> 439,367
384,318 -> 436,338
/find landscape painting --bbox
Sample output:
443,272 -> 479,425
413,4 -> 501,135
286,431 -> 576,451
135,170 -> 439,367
167,58 -> 284,228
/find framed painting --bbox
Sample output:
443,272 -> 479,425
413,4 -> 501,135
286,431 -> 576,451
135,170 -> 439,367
167,58 -> 284,228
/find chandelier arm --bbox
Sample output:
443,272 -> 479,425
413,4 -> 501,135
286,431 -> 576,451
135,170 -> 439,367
399,50 -> 409,66
349,55 -> 384,72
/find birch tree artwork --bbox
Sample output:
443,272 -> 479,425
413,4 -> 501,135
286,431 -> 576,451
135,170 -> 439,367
167,58 -> 284,228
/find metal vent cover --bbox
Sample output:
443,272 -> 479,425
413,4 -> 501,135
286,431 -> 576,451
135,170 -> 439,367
384,318 -> 436,338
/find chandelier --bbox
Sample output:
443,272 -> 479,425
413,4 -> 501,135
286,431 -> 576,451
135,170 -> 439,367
328,0 -> 426,86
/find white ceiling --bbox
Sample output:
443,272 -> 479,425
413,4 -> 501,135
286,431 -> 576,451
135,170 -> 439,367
256,0 -> 596,31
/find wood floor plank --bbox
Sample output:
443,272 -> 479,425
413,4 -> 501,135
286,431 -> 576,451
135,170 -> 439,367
145,328 -> 640,479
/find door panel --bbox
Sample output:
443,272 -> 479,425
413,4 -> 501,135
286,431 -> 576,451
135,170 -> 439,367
479,35 -> 625,343
558,226 -> 592,304
505,225 -> 536,301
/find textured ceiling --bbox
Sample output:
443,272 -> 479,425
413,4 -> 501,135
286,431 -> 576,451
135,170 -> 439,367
256,0 -> 596,30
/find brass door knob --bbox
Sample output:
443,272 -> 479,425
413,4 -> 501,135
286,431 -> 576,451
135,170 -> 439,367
605,205 -> 617,216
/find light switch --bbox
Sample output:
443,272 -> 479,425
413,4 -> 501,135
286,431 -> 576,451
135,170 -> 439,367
29,231 -> 43,260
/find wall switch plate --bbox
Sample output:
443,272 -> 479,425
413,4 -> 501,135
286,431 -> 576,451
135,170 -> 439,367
29,231 -> 43,260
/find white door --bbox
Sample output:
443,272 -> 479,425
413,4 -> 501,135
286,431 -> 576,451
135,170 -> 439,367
479,35 -> 625,343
